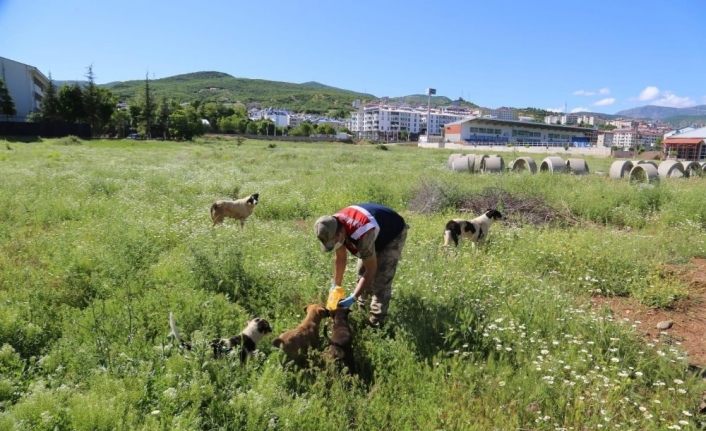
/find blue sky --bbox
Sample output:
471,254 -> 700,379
1,0 -> 704,114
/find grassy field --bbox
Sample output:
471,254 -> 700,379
0,137 -> 704,430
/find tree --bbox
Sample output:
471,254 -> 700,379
58,84 -> 85,123
39,73 -> 61,121
317,124 -> 336,135
135,74 -> 155,138
0,78 -> 16,119
155,97 -> 172,139
108,109 -> 131,138
290,122 -> 313,137
168,106 -> 204,140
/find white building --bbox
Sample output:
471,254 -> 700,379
608,119 -> 638,129
596,132 -> 615,148
544,114 -> 604,126
0,56 -> 49,121
349,104 -> 474,140
486,107 -> 517,121
249,108 -> 290,127
613,129 -> 635,148
442,118 -> 592,147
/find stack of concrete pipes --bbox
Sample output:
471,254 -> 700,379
609,160 -> 703,183
448,154 -> 590,175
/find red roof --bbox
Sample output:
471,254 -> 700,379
663,137 -> 704,146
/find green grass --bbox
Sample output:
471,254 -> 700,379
0,137 -> 704,430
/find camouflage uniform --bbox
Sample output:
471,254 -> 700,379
354,225 -> 408,326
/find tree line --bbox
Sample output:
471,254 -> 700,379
28,66 -> 348,140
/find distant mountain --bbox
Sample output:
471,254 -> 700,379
100,71 -> 375,114
615,105 -> 706,120
54,80 -> 88,88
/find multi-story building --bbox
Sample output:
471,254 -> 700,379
544,114 -> 604,126
0,56 -> 49,121
443,118 -> 592,147
596,131 -> 615,148
486,107 -> 517,121
249,108 -> 291,127
608,119 -> 638,129
613,129 -> 635,148
349,104 -> 475,140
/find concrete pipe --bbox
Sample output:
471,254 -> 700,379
609,160 -> 634,179
481,155 -> 505,173
511,157 -> 537,173
450,155 -> 473,173
566,158 -> 589,175
629,163 -> 659,183
539,156 -> 565,173
634,160 -> 658,168
657,160 -> 685,179
472,154 -> 488,173
680,161 -> 702,177
447,153 -> 463,169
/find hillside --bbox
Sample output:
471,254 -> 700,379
101,71 -> 376,113
616,104 -> 706,120
662,114 -> 706,128
385,94 -> 479,109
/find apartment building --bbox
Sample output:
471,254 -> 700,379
0,56 -> 49,121
596,131 -> 615,148
349,104 -> 474,140
544,114 -> 604,126
485,107 -> 517,121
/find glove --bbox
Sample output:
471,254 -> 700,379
338,294 -> 356,309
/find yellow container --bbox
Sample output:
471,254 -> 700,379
326,285 -> 347,311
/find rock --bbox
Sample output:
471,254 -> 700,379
656,320 -> 673,330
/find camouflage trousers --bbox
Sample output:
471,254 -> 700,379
356,225 -> 408,326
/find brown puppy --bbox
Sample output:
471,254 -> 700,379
272,304 -> 328,366
326,308 -> 355,373
210,192 -> 259,227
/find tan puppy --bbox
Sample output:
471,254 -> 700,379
210,192 -> 259,227
325,308 -> 355,373
272,304 -> 329,366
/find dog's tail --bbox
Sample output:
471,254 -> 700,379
272,337 -> 283,348
210,202 -> 219,223
168,312 -> 192,350
444,220 -> 460,247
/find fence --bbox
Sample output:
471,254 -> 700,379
0,121 -> 91,138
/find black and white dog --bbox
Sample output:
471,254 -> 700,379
443,209 -> 503,247
168,312 -> 272,363
210,317 -> 273,362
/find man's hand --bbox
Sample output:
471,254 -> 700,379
338,294 -> 356,309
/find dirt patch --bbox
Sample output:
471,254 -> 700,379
408,183 -> 577,227
592,258 -> 706,367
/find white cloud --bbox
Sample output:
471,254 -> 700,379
573,87 -> 610,97
638,86 -> 660,101
571,107 -> 589,113
594,97 -> 616,106
652,92 -> 695,108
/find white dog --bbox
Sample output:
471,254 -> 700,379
443,209 -> 503,246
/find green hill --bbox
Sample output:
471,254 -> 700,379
102,71 -> 376,114
662,114 -> 706,129
385,94 -> 479,109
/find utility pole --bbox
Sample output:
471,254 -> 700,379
426,88 -> 436,141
